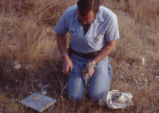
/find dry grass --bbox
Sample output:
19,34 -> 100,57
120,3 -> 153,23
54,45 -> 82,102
0,0 -> 159,113
104,0 -> 159,26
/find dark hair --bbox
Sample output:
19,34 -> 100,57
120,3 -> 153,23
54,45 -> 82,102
77,0 -> 100,17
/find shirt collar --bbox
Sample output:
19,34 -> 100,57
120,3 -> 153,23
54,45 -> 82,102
96,13 -> 105,22
73,8 -> 78,21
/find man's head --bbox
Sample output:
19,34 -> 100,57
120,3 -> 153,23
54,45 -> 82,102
77,0 -> 100,25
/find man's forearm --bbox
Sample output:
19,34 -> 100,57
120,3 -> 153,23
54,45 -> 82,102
56,33 -> 68,54
56,33 -> 73,74
93,40 -> 116,64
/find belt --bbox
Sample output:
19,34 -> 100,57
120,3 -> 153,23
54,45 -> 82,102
69,48 -> 100,59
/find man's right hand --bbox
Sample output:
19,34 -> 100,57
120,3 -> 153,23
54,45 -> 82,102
62,55 -> 73,75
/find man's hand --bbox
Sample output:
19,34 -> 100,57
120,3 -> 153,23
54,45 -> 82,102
62,55 -> 73,75
56,33 -> 73,75
82,61 -> 96,78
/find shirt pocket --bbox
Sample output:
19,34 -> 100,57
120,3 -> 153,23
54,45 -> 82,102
69,28 -> 76,38
87,32 -> 105,47
69,28 -> 84,48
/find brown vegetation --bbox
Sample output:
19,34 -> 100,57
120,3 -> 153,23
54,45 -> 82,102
0,0 -> 159,113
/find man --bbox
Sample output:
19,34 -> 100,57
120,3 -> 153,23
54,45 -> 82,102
54,0 -> 119,102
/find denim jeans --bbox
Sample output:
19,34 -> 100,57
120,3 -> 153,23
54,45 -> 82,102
66,54 -> 113,101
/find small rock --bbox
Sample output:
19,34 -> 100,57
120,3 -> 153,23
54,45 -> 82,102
155,75 -> 159,80
144,78 -> 148,83
46,28 -> 51,33
13,64 -> 21,70
146,25 -> 149,29
13,60 -> 22,70
25,64 -> 30,70
8,45 -> 17,51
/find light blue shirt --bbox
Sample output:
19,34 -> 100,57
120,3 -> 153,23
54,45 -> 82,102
54,5 -> 120,54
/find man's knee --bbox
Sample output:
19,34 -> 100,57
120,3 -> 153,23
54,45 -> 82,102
67,92 -> 83,102
89,90 -> 108,100
66,78 -> 85,102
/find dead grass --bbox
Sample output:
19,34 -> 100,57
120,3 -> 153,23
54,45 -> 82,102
103,0 -> 159,26
0,0 -> 159,113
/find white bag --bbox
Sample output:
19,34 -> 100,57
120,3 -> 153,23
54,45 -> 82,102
99,90 -> 133,109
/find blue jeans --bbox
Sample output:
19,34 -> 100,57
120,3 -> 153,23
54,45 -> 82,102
66,54 -> 113,101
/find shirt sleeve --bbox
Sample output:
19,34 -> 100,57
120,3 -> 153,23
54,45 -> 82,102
54,11 -> 69,35
104,14 -> 120,41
